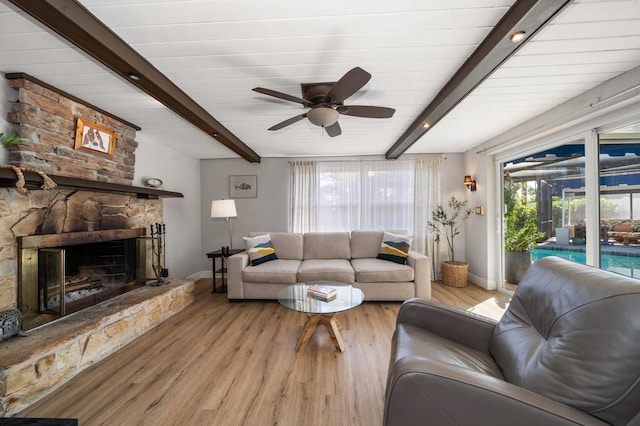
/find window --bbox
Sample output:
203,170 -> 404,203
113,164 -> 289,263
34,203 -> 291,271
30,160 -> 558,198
316,160 -> 415,232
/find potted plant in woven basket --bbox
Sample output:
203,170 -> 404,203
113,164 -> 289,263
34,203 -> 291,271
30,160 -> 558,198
428,195 -> 473,287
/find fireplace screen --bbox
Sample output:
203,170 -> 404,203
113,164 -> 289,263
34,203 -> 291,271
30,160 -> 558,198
38,239 -> 139,317
19,229 -> 150,330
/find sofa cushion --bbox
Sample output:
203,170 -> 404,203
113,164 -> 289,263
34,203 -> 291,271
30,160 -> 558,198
242,259 -> 301,284
297,259 -> 355,283
351,258 -> 414,282
303,232 -> 351,260
249,232 -> 303,260
490,256 -> 640,425
243,234 -> 278,266
351,230 -> 408,259
377,232 -> 412,264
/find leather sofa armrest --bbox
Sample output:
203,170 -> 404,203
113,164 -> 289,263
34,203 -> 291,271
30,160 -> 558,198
384,357 -> 607,426
397,298 -> 497,353
406,251 -> 431,299
227,252 -> 249,300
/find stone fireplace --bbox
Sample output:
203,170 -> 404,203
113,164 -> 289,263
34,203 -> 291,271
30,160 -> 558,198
0,74 -> 191,416
0,187 -> 163,320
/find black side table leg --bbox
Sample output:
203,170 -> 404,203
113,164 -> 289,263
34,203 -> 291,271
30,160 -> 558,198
212,257 -> 217,293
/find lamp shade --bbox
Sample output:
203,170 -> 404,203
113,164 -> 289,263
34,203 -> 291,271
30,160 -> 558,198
464,175 -> 473,184
211,199 -> 237,218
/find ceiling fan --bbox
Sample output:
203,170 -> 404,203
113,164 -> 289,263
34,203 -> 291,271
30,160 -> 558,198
252,67 -> 395,137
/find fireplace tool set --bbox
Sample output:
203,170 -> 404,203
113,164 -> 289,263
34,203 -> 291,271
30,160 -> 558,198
150,223 -> 169,286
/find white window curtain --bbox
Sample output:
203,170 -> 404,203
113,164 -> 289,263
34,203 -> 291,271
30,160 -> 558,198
414,157 -> 445,279
316,161 -> 361,231
289,161 -> 316,233
315,160 -> 415,232
290,159 -> 443,256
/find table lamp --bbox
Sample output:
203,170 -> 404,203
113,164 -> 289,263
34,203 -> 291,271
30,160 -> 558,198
211,199 -> 237,250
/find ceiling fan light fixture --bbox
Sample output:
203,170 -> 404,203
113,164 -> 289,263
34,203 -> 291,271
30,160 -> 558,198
307,107 -> 339,127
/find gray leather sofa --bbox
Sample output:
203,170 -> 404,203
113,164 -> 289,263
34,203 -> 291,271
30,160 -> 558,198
384,256 -> 640,426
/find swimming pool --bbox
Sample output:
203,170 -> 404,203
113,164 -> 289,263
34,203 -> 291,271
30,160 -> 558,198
531,248 -> 640,279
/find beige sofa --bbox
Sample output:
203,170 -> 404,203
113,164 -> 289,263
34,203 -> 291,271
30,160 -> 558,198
227,231 -> 431,301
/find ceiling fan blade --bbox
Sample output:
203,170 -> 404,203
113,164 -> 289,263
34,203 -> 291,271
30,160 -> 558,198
253,87 -> 313,107
268,113 -> 307,131
326,67 -> 371,105
325,121 -> 341,137
337,105 -> 395,118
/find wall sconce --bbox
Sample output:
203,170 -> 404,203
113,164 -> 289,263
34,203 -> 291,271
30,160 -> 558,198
464,175 -> 477,191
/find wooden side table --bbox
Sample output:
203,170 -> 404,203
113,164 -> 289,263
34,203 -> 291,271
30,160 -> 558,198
206,249 -> 244,293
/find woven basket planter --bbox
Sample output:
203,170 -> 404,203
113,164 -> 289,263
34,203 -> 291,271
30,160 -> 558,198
441,261 -> 468,287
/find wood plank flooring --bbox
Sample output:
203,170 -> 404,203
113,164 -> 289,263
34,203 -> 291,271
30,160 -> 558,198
16,280 -> 510,425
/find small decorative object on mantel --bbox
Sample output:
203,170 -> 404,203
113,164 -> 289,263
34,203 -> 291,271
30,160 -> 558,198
0,165 -> 57,193
229,175 -> 257,198
74,118 -> 116,157
143,177 -> 164,188
428,195 -> 474,287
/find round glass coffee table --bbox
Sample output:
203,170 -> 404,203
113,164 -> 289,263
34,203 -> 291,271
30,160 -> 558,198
278,282 -> 364,352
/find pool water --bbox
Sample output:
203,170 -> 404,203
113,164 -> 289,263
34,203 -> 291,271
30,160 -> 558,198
531,248 -> 640,279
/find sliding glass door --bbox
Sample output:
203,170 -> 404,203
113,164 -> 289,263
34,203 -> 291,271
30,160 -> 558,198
499,120 -> 640,292
501,139 -> 586,290
598,122 -> 640,278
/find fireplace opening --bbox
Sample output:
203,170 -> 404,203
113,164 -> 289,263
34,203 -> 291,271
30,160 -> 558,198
19,229 -> 150,330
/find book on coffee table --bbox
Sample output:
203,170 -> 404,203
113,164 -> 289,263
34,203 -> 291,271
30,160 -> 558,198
307,284 -> 338,301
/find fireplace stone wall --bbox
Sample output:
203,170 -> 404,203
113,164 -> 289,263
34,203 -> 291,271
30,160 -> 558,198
5,75 -> 138,185
0,75 -> 192,416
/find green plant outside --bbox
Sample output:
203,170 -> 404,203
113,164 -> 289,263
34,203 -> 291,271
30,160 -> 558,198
428,195 -> 473,262
504,181 -> 544,252
551,197 -> 619,226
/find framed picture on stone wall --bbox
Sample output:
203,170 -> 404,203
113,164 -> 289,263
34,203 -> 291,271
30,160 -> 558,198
74,118 -> 115,157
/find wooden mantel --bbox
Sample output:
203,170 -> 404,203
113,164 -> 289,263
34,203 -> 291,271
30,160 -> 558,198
0,168 -> 183,199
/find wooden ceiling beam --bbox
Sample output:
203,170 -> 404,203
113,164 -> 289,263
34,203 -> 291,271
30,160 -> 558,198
386,0 -> 572,159
8,0 -> 261,163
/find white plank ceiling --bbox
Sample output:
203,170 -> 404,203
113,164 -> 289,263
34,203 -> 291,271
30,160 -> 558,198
0,0 -> 639,160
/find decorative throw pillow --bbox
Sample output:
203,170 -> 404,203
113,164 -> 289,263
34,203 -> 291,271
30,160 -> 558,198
243,234 -> 278,266
377,232 -> 412,264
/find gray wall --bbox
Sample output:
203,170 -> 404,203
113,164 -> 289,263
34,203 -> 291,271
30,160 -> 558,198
133,134 -> 202,279
200,154 -> 467,272
200,157 -> 289,267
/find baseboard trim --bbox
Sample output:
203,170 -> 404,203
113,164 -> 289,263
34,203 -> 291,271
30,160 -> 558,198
467,272 -> 497,290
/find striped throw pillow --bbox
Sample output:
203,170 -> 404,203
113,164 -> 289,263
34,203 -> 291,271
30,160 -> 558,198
377,232 -> 412,264
244,234 -> 278,266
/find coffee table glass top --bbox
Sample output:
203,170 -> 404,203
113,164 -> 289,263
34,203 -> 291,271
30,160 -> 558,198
277,282 -> 364,315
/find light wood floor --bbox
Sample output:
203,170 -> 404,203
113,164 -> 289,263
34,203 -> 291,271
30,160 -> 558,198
17,280 -> 510,425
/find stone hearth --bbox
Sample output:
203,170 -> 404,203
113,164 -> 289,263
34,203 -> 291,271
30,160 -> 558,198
0,278 -> 194,416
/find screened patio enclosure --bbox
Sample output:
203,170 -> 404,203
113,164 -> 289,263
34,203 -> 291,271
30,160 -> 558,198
502,125 -> 640,280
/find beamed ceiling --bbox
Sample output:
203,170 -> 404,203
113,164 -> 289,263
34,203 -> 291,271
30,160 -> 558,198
1,0 -> 640,162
